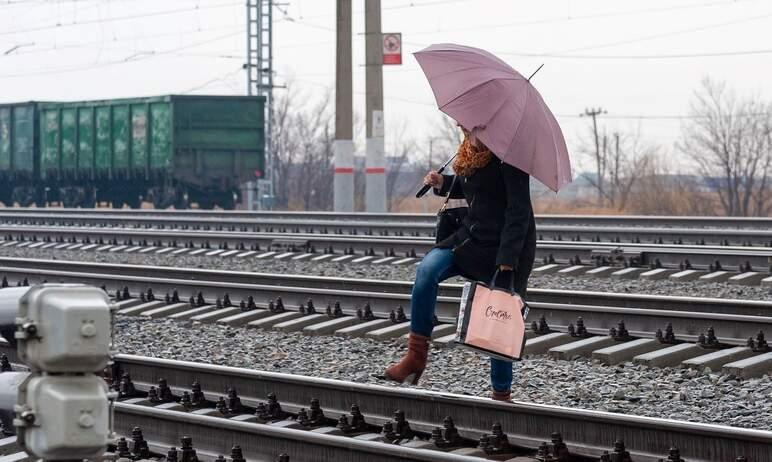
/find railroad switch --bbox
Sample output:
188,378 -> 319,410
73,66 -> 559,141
656,323 -> 678,344
390,306 -> 408,323
531,315 -> 551,335
609,321 -> 631,342
747,331 -> 770,352
697,327 -> 721,349
567,317 -> 589,338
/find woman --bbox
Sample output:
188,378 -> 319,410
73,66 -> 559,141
384,129 -> 536,401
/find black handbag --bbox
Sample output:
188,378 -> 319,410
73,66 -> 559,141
435,176 -> 469,243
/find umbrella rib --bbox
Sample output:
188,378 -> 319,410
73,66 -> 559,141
438,76 -> 520,112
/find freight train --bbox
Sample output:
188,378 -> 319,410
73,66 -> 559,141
0,95 -> 265,209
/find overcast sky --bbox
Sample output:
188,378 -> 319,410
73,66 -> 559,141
2,0 -> 771,173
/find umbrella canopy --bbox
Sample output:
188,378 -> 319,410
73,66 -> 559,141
414,43 -> 572,191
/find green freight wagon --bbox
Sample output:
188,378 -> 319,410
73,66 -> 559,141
0,102 -> 39,206
0,95 -> 264,209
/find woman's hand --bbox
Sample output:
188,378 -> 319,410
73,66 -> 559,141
423,171 -> 444,189
499,265 -> 513,271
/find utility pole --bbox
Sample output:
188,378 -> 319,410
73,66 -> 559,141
364,0 -> 386,212
333,0 -> 354,212
581,107 -> 606,204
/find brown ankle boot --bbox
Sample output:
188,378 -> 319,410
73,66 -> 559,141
384,332 -> 430,385
491,390 -> 511,402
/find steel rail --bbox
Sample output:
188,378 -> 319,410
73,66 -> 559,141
2,226 -> 771,269
0,258 -> 770,344
3,208 -> 772,230
110,355 -> 772,462
2,212 -> 772,246
114,403 -> 484,462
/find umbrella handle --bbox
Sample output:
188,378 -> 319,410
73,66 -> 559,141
416,154 -> 456,198
415,183 -> 432,198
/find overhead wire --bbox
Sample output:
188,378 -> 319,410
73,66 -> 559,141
0,30 -> 242,78
0,0 -> 241,37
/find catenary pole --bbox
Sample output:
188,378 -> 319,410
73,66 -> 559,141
333,0 -> 354,212
364,0 -> 386,212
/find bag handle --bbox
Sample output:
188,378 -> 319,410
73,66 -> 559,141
489,268 -> 516,294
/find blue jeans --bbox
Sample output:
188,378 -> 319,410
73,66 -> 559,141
410,247 -> 514,393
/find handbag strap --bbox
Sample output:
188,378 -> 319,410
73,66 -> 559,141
489,268 -> 516,294
439,176 -> 458,212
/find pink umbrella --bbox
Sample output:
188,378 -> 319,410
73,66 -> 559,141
414,43 -> 572,191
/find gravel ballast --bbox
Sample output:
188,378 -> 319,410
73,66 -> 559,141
114,315 -> 772,431
2,246 -> 771,300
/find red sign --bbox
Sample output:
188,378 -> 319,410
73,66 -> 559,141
383,33 -> 402,65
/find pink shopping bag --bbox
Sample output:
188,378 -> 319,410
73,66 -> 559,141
454,273 -> 529,362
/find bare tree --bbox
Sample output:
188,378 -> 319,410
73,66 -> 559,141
270,86 -> 336,210
271,88 -> 302,209
580,123 -> 658,210
386,121 -> 416,210
678,78 -> 772,216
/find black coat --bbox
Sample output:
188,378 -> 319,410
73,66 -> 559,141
434,157 -> 536,294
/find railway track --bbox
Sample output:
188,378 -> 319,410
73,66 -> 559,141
2,210 -> 772,246
2,224 -> 772,273
1,352 -> 768,461
2,257 -> 772,377
3,208 -> 772,229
